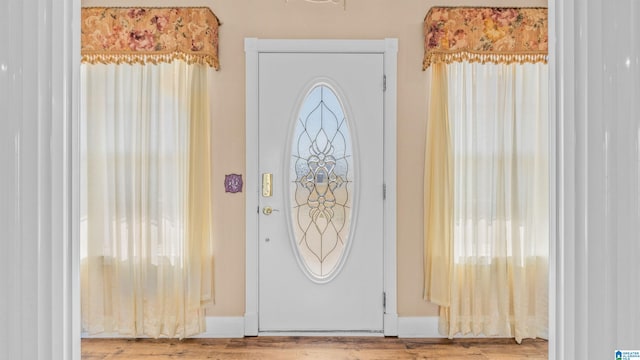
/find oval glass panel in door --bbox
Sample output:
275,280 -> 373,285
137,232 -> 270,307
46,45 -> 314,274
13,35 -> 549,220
290,84 -> 353,281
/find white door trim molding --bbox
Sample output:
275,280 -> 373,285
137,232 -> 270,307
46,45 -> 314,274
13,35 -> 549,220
244,38 -> 398,336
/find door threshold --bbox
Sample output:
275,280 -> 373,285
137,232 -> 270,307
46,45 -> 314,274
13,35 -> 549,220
258,331 -> 384,337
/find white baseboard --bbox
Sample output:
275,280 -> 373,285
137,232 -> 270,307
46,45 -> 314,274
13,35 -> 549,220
81,315 -> 519,339
397,316 -> 443,338
81,316 -> 245,339
191,316 -> 245,338
397,316 -> 517,339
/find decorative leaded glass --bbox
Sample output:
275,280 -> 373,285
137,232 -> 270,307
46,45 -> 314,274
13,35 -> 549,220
290,84 -> 353,281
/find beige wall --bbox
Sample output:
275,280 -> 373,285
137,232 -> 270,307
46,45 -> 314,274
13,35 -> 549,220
82,0 -> 547,317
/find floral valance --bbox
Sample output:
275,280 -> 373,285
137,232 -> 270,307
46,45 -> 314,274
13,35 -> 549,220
423,7 -> 547,69
81,7 -> 220,69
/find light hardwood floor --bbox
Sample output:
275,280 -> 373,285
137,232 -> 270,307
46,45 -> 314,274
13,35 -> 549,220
82,336 -> 548,359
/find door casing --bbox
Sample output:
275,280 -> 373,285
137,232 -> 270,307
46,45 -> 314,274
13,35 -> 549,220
244,38 -> 398,336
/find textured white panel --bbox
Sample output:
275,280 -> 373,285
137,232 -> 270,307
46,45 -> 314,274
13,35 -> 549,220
0,2 -> 26,359
554,0 -> 640,358
0,0 -> 79,359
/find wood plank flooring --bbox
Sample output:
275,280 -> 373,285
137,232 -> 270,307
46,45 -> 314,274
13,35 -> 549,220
82,336 -> 548,359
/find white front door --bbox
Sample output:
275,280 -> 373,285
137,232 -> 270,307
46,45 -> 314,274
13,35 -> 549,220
258,52 -> 385,332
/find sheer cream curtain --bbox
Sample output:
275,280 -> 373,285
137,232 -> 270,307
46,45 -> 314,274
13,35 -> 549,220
423,62 -> 453,307
80,61 -> 214,338
425,61 -> 548,343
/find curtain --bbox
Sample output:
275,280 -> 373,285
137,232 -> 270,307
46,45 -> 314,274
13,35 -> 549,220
426,61 -> 548,343
423,62 -> 453,307
80,61 -> 214,338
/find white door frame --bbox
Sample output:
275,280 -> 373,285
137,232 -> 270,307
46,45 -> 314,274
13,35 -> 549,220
244,38 -> 398,336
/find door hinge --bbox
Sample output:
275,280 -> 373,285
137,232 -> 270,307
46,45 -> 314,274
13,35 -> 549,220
383,75 -> 387,92
383,292 -> 387,311
383,183 -> 387,200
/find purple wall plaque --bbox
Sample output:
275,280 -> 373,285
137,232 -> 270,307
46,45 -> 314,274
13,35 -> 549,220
224,174 -> 243,193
